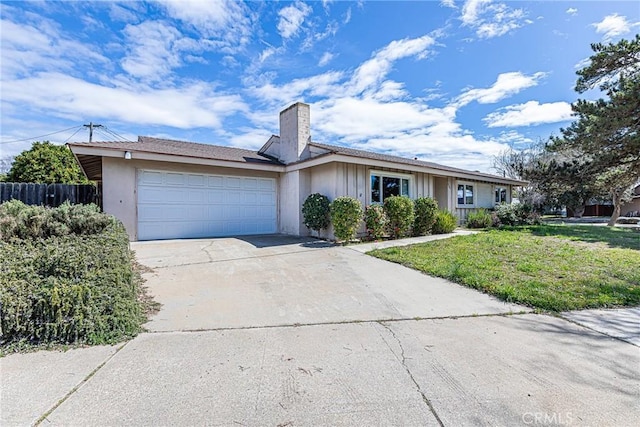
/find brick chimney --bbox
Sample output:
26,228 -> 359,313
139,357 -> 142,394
278,102 -> 310,164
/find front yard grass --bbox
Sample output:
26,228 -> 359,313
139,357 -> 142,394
369,225 -> 640,311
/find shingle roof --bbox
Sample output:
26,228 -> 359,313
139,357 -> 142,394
308,142 -> 523,184
68,136 -> 281,165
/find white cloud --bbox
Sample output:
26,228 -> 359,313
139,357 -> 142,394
566,8 -> 578,16
461,0 -> 491,25
592,14 -> 638,40
460,0 -> 529,39
0,17 -> 110,80
344,7 -> 352,24
277,1 -> 312,39
158,0 -> 253,48
484,101 -> 573,127
2,72 -> 247,129
441,0 -> 457,8
318,52 -> 334,67
349,35 -> 435,95
120,21 -> 186,81
249,71 -> 344,105
455,71 -> 547,107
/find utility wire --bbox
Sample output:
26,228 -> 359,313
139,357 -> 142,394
103,126 -> 134,142
95,128 -> 125,141
0,126 -> 84,144
63,127 -> 85,143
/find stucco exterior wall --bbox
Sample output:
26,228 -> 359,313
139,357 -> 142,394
278,169 -> 310,236
101,157 -> 279,240
102,157 -> 137,239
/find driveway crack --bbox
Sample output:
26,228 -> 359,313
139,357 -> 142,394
34,341 -> 130,425
201,241 -> 215,263
378,322 -> 444,427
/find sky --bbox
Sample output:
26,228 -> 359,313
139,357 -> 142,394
1,0 -> 639,173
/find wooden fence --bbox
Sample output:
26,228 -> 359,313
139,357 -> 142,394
0,183 -> 99,208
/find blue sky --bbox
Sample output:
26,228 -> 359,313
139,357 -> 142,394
1,1 -> 639,172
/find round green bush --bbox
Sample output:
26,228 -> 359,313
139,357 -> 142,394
413,197 -> 438,236
383,195 -> 414,239
465,208 -> 492,229
302,193 -> 331,234
364,204 -> 388,240
432,210 -> 458,234
330,196 -> 363,242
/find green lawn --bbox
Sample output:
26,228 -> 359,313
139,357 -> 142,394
369,225 -> 640,311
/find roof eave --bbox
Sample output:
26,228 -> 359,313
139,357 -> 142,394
68,144 -> 285,172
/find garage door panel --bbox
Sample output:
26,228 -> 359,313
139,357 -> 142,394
140,170 -> 164,185
166,173 -> 186,186
225,177 -> 241,188
188,174 -> 205,186
258,179 -> 274,191
138,170 -> 277,240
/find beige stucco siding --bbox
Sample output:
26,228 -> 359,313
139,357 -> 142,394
102,157 -> 137,239
101,157 -> 279,241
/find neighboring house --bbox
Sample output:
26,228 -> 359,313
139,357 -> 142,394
621,184 -> 640,217
69,103 -> 524,241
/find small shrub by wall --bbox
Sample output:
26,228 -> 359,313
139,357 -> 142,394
432,210 -> 458,234
466,208 -> 492,229
384,195 -> 415,239
493,203 -> 541,227
302,193 -> 331,235
413,197 -> 438,236
364,204 -> 388,240
330,196 -> 363,243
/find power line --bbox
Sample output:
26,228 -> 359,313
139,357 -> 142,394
102,126 -> 134,142
63,127 -> 85,144
0,126 -> 83,144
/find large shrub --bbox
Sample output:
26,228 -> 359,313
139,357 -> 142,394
302,193 -> 331,235
383,195 -> 414,239
0,201 -> 152,352
432,210 -> 458,234
466,208 -> 492,229
493,203 -> 541,227
330,196 -> 363,242
364,204 -> 388,240
413,197 -> 438,236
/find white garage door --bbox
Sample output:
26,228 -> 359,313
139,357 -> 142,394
137,170 -> 277,240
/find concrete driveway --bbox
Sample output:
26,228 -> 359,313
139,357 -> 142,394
135,234 -> 525,332
2,235 -> 639,426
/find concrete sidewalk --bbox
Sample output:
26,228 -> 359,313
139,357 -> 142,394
562,307 -> 640,346
2,314 -> 638,426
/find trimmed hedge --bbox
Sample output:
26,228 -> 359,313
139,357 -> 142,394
302,193 -> 331,234
364,204 -> 388,240
413,197 -> 438,236
384,196 -> 414,239
330,196 -> 363,242
0,201 -> 151,352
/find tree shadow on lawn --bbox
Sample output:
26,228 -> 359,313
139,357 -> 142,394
525,225 -> 640,251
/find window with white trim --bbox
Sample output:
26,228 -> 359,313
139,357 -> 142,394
370,171 -> 411,203
495,186 -> 508,204
457,183 -> 474,207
